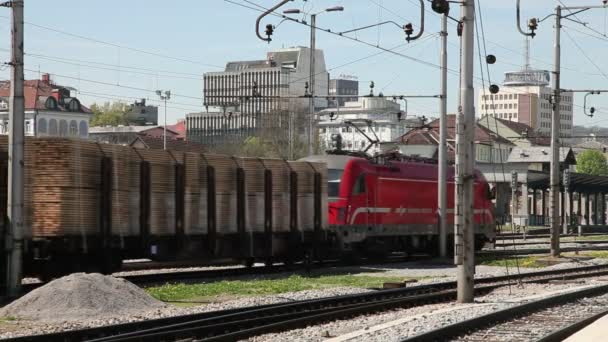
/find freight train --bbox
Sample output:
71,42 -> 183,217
0,138 -> 495,279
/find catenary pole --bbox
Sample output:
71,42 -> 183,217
438,12 -> 448,258
5,0 -> 24,297
308,14 -> 316,156
455,0 -> 475,303
550,6 -> 561,257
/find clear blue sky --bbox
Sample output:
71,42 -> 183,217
1,0 -> 608,128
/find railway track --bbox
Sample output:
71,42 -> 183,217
495,232 -> 608,240
8,264 -> 608,342
495,239 -> 608,247
478,245 -> 608,257
402,284 -> 608,342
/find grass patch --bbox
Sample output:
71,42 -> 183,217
0,316 -> 17,324
563,251 -> 608,259
563,235 -> 608,242
477,255 -> 544,268
146,274 -> 411,302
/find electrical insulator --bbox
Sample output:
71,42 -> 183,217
265,24 -> 274,40
511,171 -> 518,189
431,0 -> 450,15
486,55 -> 496,64
331,133 -> 343,150
397,111 -> 403,121
329,112 -> 337,121
489,84 -> 500,94
457,21 -> 464,37
528,18 -> 538,37
563,169 -> 571,188
404,23 -> 414,40
590,107 -> 596,115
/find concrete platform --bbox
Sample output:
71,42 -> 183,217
564,313 -> 608,341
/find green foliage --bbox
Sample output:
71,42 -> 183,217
576,150 -> 608,176
89,101 -> 129,127
477,256 -> 544,268
146,274 -> 410,302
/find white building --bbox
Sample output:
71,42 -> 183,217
0,74 -> 91,138
317,97 -> 415,155
477,69 -> 573,137
203,46 -> 329,116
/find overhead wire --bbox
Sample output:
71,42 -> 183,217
0,15 -> 222,70
562,28 -> 608,82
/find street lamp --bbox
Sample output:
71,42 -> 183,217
156,89 -> 171,150
283,6 -> 344,156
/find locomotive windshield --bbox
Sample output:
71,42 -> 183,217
328,169 -> 343,199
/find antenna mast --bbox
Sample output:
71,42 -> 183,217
524,36 -> 531,70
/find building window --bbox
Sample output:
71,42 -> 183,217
59,120 -> 68,137
38,118 -> 47,135
49,119 -> 58,135
25,120 -> 31,134
69,120 -> 78,137
79,121 -> 88,137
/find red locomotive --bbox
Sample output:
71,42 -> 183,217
303,153 -> 496,257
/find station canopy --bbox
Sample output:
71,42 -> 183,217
527,170 -> 608,194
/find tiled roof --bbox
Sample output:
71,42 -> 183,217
130,136 -> 206,153
490,117 -> 551,146
0,78 -> 91,113
398,115 -> 514,146
165,119 -> 186,140
89,125 -> 178,134
507,146 -> 576,164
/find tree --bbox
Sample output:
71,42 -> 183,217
90,101 -> 129,127
576,149 -> 608,176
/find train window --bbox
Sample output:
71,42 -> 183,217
328,169 -> 343,198
352,174 -> 366,195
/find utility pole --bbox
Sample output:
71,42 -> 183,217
3,0 -> 24,298
438,12 -> 448,258
455,0 -> 475,303
156,90 -> 171,150
511,170 -> 519,232
549,6 -> 562,258
308,14 -> 316,156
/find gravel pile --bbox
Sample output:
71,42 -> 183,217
0,273 -> 166,322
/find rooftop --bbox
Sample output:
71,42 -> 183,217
507,146 -> 576,164
89,125 -> 179,135
0,74 -> 91,113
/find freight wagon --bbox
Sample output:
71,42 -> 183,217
0,138 -> 327,278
